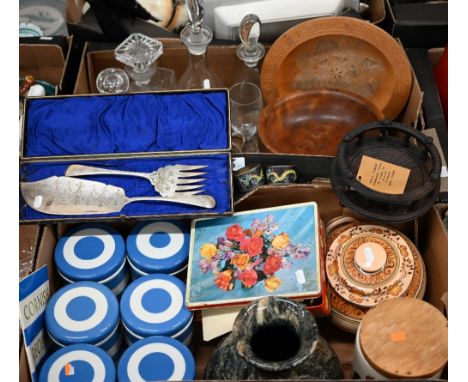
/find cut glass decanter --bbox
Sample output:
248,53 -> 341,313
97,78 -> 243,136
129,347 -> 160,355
114,33 -> 176,91
177,0 -> 224,90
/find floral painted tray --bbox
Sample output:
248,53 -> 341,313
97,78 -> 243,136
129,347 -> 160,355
186,202 -> 323,310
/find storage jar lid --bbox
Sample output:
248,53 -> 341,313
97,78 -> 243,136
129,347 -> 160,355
117,336 -> 195,381
45,281 -> 119,346
39,344 -> 116,382
126,221 -> 189,274
120,274 -> 192,338
55,224 -> 125,282
359,297 -> 448,378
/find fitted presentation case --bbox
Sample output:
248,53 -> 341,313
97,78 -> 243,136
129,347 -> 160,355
19,89 -> 234,224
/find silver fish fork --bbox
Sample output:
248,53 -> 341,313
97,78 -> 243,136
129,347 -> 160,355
65,164 -> 207,197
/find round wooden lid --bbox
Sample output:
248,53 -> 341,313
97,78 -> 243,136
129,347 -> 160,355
360,297 -> 448,378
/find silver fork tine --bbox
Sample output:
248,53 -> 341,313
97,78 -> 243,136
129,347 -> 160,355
176,178 -> 205,185
176,171 -> 206,178
173,165 -> 208,171
176,190 -> 205,196
175,184 -> 204,192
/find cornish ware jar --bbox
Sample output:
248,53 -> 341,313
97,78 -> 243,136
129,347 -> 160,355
117,336 -> 196,382
325,218 -> 426,333
39,344 -> 116,382
54,224 -> 129,297
352,297 -> 448,379
120,274 -> 193,345
126,221 -> 190,279
45,282 -> 121,360
204,296 -> 344,380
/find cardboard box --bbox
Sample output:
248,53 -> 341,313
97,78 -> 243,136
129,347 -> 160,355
74,41 -> 423,129
18,180 -> 448,381
20,36 -> 73,93
19,224 -> 42,280
383,0 -> 448,49
405,47 -> 448,201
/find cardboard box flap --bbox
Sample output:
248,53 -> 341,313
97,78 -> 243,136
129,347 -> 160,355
19,44 -> 66,88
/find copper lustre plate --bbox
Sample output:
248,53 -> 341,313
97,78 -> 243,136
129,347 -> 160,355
260,16 -> 412,119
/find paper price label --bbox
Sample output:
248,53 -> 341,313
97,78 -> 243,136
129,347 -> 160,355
356,156 -> 410,195
232,157 -> 246,172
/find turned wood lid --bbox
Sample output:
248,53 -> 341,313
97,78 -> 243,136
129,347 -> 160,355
360,297 -> 448,378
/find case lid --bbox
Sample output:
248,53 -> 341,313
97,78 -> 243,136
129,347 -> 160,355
126,221 -> 190,274
120,274 -> 192,337
117,336 -> 195,381
22,90 -> 229,160
38,344 -> 116,382
359,297 -> 448,378
54,224 -> 125,282
45,282 -> 119,346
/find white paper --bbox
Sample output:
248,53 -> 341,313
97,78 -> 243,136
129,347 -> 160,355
232,157 -> 246,171
201,306 -> 242,341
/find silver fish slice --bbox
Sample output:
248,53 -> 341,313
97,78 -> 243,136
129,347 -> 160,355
20,176 -> 216,215
65,164 -> 207,197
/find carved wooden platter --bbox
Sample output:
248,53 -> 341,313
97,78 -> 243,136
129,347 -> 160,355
260,16 -> 413,119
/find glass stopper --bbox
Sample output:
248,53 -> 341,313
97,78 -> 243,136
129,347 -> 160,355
96,68 -> 130,94
114,33 -> 163,85
236,14 -> 265,68
180,0 -> 213,55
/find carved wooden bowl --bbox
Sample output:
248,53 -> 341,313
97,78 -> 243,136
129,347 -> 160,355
260,16 -> 412,119
258,89 -> 384,156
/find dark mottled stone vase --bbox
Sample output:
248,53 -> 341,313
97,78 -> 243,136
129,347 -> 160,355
204,296 -> 344,380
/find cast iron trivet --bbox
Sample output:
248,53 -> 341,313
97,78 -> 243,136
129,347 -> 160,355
331,121 -> 441,223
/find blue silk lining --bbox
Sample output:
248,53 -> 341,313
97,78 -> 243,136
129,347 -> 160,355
20,154 -> 231,220
24,91 -> 228,157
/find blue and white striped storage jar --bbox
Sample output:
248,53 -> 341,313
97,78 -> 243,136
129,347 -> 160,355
120,274 -> 193,346
117,336 -> 195,382
54,224 -> 129,297
126,221 -> 190,279
45,282 -> 122,360
39,344 -> 116,382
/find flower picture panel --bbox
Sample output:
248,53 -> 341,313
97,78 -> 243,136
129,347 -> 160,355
186,202 -> 322,309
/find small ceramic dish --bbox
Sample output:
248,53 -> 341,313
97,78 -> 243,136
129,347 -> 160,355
258,89 -> 384,156
19,78 -> 57,97
233,163 -> 265,193
265,165 -> 297,184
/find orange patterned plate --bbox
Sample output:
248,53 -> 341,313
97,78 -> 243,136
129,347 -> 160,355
325,221 -> 426,333
260,16 -> 412,119
326,225 -> 414,308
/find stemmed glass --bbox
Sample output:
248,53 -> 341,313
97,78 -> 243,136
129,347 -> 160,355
229,81 -> 263,152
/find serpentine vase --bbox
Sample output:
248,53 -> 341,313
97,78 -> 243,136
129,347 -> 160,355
204,296 -> 344,380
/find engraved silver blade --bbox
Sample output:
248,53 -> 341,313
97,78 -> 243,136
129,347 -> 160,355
20,176 -> 216,215
20,176 -> 128,215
